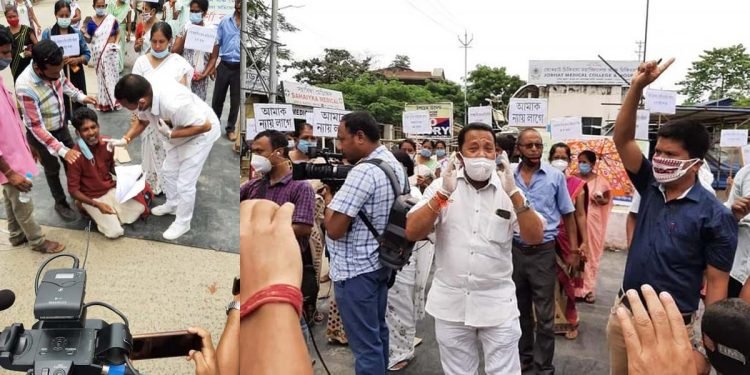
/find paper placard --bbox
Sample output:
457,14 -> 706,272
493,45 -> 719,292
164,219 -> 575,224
50,34 -> 80,57
184,25 -> 218,53
508,99 -> 547,127
313,108 -> 350,137
645,89 -> 677,115
305,112 -> 315,125
468,106 -> 492,125
115,165 -> 145,204
402,110 -> 431,134
550,117 -> 582,140
635,110 -> 650,140
720,129 -> 749,148
403,103 -> 453,139
252,104 -> 294,132
246,119 -> 257,141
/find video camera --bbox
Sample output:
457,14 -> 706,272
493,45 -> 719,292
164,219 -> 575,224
292,146 -> 353,191
0,254 -> 135,375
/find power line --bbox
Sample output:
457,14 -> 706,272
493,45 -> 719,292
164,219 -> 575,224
402,0 -> 459,35
424,0 -> 464,31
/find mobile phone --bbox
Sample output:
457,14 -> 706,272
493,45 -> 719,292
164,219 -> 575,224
130,330 -> 202,360
232,277 -> 240,296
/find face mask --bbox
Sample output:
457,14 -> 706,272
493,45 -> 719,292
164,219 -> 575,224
142,12 -> 152,22
151,48 -> 169,59
419,149 -> 432,158
251,154 -> 272,175
95,8 -> 107,16
436,149 -> 446,158
652,156 -> 699,184
579,163 -> 592,174
408,153 -> 416,160
298,140 -> 313,155
0,58 -> 11,71
57,17 -> 71,28
287,139 -> 295,149
135,100 -> 150,117
551,159 -> 569,172
461,153 -> 495,182
189,12 -> 203,24
76,137 -> 94,160
7,19 -> 19,27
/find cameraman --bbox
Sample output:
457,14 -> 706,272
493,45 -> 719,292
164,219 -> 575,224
322,111 -> 406,374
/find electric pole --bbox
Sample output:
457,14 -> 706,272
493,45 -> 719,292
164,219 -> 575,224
458,30 -> 473,125
268,0 -> 279,103
635,41 -> 644,61
239,0 -> 247,138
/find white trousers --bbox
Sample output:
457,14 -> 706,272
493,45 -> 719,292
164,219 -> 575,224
434,317 -> 522,375
81,188 -> 145,238
161,143 -> 213,226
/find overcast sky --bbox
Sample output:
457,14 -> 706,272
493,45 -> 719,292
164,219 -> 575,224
275,0 -> 750,94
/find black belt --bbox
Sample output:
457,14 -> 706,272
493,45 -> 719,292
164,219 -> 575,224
512,240 -> 556,253
617,289 -> 693,325
220,60 -> 240,68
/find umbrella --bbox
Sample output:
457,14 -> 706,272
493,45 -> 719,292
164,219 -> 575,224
566,137 -> 634,197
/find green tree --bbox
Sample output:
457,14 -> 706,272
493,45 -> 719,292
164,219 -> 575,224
247,0 -> 297,68
286,49 -> 373,86
678,44 -> 750,104
388,55 -> 412,70
466,65 -> 526,109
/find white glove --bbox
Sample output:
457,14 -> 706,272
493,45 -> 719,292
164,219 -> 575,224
103,138 -> 127,152
157,119 -> 172,139
497,152 -> 520,197
440,156 -> 458,196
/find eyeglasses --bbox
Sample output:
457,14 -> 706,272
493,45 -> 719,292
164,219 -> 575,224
519,143 -> 543,150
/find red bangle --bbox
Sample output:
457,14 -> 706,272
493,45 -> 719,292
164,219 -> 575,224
240,284 -> 303,320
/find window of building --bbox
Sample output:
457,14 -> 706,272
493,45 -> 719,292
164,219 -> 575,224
582,117 -> 603,135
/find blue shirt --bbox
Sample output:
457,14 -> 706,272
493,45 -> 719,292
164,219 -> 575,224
216,13 -> 240,63
326,145 -> 406,282
625,156 -> 737,313
514,163 -> 574,243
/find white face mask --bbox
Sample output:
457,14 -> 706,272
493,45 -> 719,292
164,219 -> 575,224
287,139 -> 295,149
251,154 -> 272,175
652,156 -> 699,184
460,153 -> 495,182
551,159 -> 569,172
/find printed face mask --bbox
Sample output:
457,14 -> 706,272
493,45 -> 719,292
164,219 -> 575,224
652,156 -> 699,184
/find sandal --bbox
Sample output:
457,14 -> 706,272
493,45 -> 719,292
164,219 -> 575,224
389,360 -> 411,372
32,240 -> 65,254
584,292 -> 596,304
565,327 -> 579,340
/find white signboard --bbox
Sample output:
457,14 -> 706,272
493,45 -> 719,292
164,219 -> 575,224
550,117 -> 582,140
508,98 -> 548,127
292,105 -> 313,120
246,119 -> 257,141
206,0 -> 234,25
720,129 -> 749,148
244,70 -> 271,95
468,106 -> 493,125
402,110 -> 432,134
184,25 -> 218,53
252,104 -> 294,132
313,108 -> 350,137
282,81 -> 345,110
528,60 -> 639,86
645,89 -> 677,115
636,110 -> 650,140
50,34 -> 80,57
305,112 -> 315,125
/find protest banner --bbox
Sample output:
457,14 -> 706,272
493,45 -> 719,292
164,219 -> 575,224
402,110 -> 431,134
184,25 -> 218,53
720,129 -> 749,148
252,104 -> 294,132
645,89 -> 677,115
468,106 -> 492,125
550,117 -> 582,140
51,34 -> 80,57
635,110 -> 650,140
508,99 -> 547,127
313,108 -> 350,137
305,112 -> 315,125
404,103 -> 453,139
282,81 -> 345,110
206,0 -> 233,24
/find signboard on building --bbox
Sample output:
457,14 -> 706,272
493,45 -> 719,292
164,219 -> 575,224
292,105 -> 314,120
468,106 -> 493,125
508,98 -> 547,127
244,70 -> 271,95
403,103 -> 453,139
282,81 -> 345,110
528,60 -> 639,86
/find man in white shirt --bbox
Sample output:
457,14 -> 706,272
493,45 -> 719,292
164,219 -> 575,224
406,123 -> 545,374
109,74 -> 220,240
724,164 -> 750,300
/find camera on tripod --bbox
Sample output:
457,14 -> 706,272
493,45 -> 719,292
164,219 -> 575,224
0,254 -> 134,375
292,146 -> 353,191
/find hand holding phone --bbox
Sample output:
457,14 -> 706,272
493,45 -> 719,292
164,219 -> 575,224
130,330 -> 203,360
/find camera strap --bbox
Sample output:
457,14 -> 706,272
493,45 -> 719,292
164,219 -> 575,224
356,159 -> 409,240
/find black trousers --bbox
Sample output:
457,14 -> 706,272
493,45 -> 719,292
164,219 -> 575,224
728,277 -> 744,298
62,64 -> 87,126
512,241 -> 557,375
211,61 -> 240,133
26,127 -> 74,205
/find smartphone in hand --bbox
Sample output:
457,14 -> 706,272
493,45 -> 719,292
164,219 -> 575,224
130,330 -> 202,360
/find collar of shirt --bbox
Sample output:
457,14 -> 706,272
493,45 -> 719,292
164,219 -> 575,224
269,171 -> 292,186
656,181 -> 699,203
361,145 -> 391,162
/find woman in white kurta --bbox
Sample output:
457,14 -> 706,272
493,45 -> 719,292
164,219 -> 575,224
131,21 -> 193,195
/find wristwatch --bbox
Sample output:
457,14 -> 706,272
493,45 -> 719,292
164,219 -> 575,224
514,199 -> 531,214
225,300 -> 240,316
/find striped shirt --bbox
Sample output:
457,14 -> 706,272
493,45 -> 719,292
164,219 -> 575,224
15,64 -> 86,156
326,145 -> 406,281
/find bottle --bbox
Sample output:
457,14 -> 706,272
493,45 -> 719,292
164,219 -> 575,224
18,172 -> 32,203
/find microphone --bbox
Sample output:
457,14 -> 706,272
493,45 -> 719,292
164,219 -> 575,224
0,289 -> 15,311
